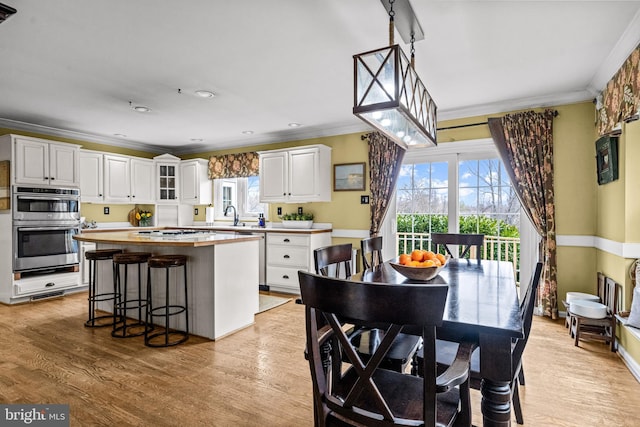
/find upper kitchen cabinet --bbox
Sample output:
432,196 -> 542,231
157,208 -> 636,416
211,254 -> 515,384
154,154 -> 180,203
1,134 -> 80,187
258,145 -> 331,203
103,154 -> 154,204
180,159 -> 212,205
79,150 -> 104,202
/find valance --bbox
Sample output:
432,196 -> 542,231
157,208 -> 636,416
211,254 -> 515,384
597,44 -> 640,136
208,152 -> 259,179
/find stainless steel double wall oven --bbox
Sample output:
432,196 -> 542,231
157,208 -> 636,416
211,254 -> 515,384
12,186 -> 80,273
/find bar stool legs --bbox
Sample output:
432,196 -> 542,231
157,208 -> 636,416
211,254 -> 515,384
145,254 -> 189,347
85,249 -> 123,328
111,252 -> 154,338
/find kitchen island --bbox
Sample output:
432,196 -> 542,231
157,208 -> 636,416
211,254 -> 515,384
74,230 -> 261,340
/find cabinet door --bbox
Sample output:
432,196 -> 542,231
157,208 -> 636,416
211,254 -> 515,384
288,148 -> 318,200
14,138 -> 48,185
180,161 -> 198,202
259,152 -> 287,202
79,151 -> 104,202
130,158 -> 155,203
157,163 -> 179,201
49,143 -> 79,186
103,155 -> 131,202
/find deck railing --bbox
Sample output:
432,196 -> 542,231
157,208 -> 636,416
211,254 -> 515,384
396,232 -> 521,279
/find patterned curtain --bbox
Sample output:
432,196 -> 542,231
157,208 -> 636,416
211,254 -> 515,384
366,131 -> 406,236
597,44 -> 640,136
208,152 -> 259,179
488,110 -> 558,319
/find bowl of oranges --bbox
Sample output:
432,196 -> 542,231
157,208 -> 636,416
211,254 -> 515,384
389,250 -> 450,281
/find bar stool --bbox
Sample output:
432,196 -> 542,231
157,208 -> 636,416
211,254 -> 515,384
111,252 -> 153,338
145,254 -> 189,347
84,248 -> 123,328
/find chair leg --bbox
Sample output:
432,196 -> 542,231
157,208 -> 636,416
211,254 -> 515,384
518,365 -> 525,386
512,378 -> 524,425
573,318 -> 581,347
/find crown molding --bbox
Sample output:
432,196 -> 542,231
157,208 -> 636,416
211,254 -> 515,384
587,8 -> 640,95
0,118 -> 166,153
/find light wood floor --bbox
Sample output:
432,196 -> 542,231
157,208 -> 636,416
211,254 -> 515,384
1,292 -> 639,426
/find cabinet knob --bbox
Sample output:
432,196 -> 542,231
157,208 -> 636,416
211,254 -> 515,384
283,275 -> 289,279
99,194 -> 102,197
283,255 -> 290,259
50,177 -> 55,180
283,193 -> 286,196
44,177 -> 49,180
132,195 -> 135,198
283,238 -> 290,243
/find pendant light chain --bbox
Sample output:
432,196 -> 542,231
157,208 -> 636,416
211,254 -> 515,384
410,32 -> 416,69
388,0 -> 395,46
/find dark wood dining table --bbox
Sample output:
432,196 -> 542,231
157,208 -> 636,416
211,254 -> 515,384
354,258 -> 522,427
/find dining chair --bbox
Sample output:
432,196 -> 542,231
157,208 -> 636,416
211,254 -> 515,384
313,243 -> 422,374
417,261 -> 543,425
570,276 -> 618,352
360,235 -> 384,270
298,270 -> 474,427
430,233 -> 484,264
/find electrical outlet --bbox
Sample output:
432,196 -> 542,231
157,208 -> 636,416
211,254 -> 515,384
361,195 -> 370,204
104,207 -> 110,215
297,207 -> 303,215
277,207 -> 282,215
194,208 -> 199,215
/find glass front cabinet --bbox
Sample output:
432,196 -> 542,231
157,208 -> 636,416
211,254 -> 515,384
154,153 -> 180,202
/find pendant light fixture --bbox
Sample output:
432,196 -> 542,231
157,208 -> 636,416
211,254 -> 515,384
353,0 -> 437,148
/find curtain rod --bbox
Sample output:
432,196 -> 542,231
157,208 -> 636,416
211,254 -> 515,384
362,110 -> 559,138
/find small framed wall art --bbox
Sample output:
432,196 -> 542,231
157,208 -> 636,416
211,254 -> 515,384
596,135 -> 619,185
334,162 -> 366,191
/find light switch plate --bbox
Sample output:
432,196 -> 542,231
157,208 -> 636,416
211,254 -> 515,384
361,195 -> 370,204
104,207 -> 110,214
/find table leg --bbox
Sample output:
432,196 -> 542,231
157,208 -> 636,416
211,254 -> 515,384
480,379 -> 511,426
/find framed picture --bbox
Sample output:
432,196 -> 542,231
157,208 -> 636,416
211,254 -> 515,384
596,135 -> 619,185
334,162 -> 366,191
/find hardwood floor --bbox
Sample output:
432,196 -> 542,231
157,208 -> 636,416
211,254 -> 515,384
1,292 -> 639,426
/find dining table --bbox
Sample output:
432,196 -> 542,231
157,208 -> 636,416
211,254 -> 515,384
354,258 -> 522,427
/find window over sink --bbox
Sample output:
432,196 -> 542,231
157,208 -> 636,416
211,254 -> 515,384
213,176 -> 267,222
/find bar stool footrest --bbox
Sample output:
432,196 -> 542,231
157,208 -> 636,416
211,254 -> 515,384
145,330 -> 189,347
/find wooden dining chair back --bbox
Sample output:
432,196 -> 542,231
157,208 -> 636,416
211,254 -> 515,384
571,276 -> 618,352
361,235 -> 384,270
314,243 -> 353,279
431,233 -> 484,263
298,270 -> 473,427
423,261 -> 543,425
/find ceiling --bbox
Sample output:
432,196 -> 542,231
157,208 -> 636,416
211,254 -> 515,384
0,0 -> 639,155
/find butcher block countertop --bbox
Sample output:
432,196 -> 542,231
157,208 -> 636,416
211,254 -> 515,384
74,229 -> 262,247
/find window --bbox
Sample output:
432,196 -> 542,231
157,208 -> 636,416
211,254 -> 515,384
396,139 -> 523,277
213,176 -> 266,221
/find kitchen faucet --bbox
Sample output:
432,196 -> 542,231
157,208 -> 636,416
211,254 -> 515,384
224,205 -> 239,226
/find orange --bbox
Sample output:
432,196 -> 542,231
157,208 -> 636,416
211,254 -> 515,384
409,260 -> 421,267
398,254 -> 411,265
423,260 -> 436,267
410,250 -> 424,262
424,251 -> 437,261
436,253 -> 446,265
433,259 -> 442,267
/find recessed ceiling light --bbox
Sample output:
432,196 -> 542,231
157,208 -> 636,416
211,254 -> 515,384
113,133 -> 127,138
133,106 -> 151,113
195,90 -> 215,98
242,130 -> 254,135
190,138 -> 204,142
288,122 -> 302,128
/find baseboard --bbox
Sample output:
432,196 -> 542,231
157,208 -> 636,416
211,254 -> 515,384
618,343 -> 640,383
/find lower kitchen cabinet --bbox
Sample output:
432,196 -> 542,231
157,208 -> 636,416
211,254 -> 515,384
266,231 -> 331,294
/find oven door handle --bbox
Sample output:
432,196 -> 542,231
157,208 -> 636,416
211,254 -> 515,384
15,195 -> 78,201
16,227 -> 78,232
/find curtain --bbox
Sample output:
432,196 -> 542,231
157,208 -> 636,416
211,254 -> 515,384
597,44 -> 640,136
488,110 -> 558,319
208,152 -> 259,179
366,131 -> 406,236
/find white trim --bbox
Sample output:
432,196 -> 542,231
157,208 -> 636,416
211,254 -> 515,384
331,229 -> 370,239
618,344 -> 640,383
404,138 -> 496,160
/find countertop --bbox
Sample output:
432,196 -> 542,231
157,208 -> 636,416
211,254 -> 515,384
81,224 -> 333,235
74,229 -> 263,247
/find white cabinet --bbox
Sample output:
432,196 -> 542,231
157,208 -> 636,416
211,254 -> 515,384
5,134 -> 80,186
154,154 -> 181,202
130,158 -> 155,203
180,159 -> 212,205
103,154 -> 155,203
80,242 -> 96,285
258,144 -> 331,203
266,231 -> 331,294
79,151 -> 104,202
